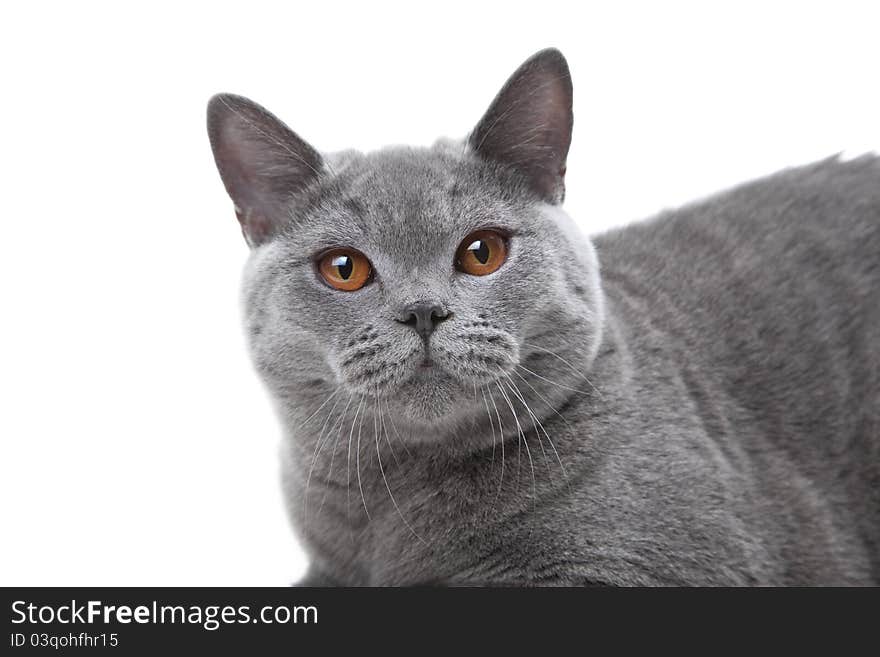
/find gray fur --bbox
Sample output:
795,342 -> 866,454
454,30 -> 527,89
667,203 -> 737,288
207,49 -> 880,585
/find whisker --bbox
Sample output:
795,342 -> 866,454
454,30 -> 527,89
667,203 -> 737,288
480,385 -> 497,465
521,343 -> 605,400
504,377 -> 551,477
294,388 -> 340,431
378,397 -> 404,468
346,397 -> 364,525
516,363 -> 601,399
512,370 -> 569,480
384,398 -> 412,457
376,399 -> 427,545
317,393 -> 354,517
495,381 -> 536,501
356,396 -> 371,519
513,369 -> 572,428
486,385 -> 506,501
303,392 -> 342,521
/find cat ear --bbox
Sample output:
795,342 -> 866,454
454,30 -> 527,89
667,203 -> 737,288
207,93 -> 323,247
469,48 -> 573,204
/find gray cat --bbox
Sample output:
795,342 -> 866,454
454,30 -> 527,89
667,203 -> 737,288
207,49 -> 880,585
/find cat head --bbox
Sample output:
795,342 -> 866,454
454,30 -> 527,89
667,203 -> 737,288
207,49 -> 604,442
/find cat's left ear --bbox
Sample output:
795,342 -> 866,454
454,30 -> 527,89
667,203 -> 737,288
207,93 -> 324,247
469,48 -> 573,204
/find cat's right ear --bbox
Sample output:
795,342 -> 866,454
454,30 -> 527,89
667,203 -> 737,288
207,94 -> 323,247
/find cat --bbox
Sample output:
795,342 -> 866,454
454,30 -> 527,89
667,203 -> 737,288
207,48 -> 880,585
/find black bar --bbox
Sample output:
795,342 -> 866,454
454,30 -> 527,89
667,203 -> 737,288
1,587 -> 875,651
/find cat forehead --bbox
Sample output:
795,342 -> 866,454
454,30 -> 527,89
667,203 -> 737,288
330,146 -> 479,209
297,146 -> 529,244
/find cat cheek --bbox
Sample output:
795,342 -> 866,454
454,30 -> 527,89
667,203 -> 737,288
330,332 -> 424,393
433,332 -> 519,383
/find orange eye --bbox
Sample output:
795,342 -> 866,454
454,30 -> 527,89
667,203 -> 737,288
455,230 -> 508,276
318,248 -> 372,291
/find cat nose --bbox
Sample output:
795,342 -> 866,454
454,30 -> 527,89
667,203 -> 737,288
396,302 -> 450,339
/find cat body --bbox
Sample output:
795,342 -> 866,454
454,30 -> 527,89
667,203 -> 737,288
208,50 -> 880,585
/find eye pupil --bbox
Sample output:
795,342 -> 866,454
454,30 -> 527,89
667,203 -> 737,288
318,249 -> 371,291
469,240 -> 490,264
333,255 -> 353,280
455,230 -> 508,277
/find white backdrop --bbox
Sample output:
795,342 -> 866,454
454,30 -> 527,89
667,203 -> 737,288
1,1 -> 877,585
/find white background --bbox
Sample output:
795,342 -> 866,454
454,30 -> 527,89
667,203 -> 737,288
1,1 -> 877,585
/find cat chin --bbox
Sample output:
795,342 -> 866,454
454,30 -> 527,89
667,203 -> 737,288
371,369 -> 488,437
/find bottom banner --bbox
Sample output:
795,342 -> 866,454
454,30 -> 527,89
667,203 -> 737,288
1,587 -> 874,651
